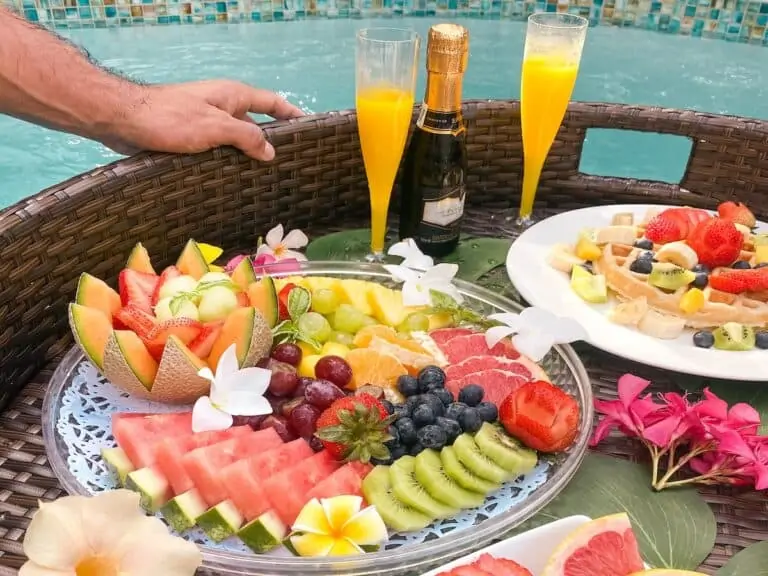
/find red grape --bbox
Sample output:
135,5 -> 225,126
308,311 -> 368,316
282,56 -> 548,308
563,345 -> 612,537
272,343 -> 302,367
314,356 -> 353,388
304,379 -> 347,409
266,359 -> 300,397
259,415 -> 297,442
294,377 -> 313,399
290,403 -> 321,439
232,415 -> 266,429
281,397 -> 305,418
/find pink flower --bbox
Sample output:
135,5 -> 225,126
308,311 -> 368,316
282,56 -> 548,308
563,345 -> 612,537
686,388 -> 761,444
252,253 -> 301,275
641,392 -> 694,447
691,430 -> 768,490
225,254 -> 247,272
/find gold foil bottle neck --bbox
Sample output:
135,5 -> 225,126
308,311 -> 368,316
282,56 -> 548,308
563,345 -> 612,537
426,23 -> 469,75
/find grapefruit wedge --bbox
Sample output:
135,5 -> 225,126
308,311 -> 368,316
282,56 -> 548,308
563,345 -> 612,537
541,513 -> 645,576
629,572 -> 707,576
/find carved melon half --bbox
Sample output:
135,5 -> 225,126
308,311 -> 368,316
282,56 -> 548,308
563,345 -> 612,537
69,303 -> 113,370
74,272 -> 121,322
208,306 -> 272,372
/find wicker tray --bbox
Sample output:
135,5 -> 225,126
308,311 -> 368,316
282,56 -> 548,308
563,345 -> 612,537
0,100 -> 766,574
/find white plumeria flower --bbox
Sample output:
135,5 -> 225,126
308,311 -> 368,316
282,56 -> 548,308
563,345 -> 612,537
387,238 -> 434,271
485,307 -> 588,362
20,490 -> 201,576
256,224 -> 308,261
192,344 -> 273,433
383,262 -> 464,307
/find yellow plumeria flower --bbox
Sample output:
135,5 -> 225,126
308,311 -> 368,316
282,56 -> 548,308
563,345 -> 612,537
198,243 -> 224,272
290,495 -> 388,557
20,490 -> 201,576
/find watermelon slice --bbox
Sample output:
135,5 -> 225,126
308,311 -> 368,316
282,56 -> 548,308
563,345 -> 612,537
221,439 -> 314,521
112,412 -> 193,469
305,463 -> 366,502
445,356 -> 533,382
263,451 -> 340,526
154,426 -> 252,495
347,461 -> 373,480
182,428 -> 283,506
439,333 -> 519,364
447,369 -> 528,406
429,327 -> 474,347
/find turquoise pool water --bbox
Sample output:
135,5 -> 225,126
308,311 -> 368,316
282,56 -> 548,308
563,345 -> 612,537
1,19 -> 767,206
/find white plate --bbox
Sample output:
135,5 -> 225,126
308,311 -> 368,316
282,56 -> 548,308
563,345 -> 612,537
421,516 -> 592,575
506,204 -> 768,382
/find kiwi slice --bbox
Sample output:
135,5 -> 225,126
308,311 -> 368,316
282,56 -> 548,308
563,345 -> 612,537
361,465 -> 432,532
570,266 -> 608,304
647,262 -> 696,291
390,456 -> 459,519
453,434 -> 510,484
713,322 -> 756,351
413,449 -> 486,508
474,423 -> 539,476
441,446 -> 501,494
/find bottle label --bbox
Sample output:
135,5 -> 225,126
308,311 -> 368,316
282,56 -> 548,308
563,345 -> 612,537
417,106 -> 464,136
418,183 -> 466,244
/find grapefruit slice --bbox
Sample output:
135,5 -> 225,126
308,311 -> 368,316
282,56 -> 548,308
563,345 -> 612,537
629,572 -> 707,576
439,333 -> 519,364
541,513 -> 645,576
428,327 -> 474,347
445,356 -> 534,381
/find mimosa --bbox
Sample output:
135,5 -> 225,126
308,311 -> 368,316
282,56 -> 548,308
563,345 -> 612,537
356,86 -> 414,254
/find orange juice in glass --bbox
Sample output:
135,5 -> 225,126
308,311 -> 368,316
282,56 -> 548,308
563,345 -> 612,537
516,13 -> 588,228
356,28 -> 420,261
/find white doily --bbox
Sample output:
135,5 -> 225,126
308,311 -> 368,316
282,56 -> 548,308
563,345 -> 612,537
55,360 -> 552,554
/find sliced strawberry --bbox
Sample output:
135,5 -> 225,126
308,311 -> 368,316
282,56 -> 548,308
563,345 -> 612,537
687,217 -> 744,268
718,201 -> 756,228
118,269 -> 158,313
710,267 -> 768,294
188,321 -> 224,359
278,282 -> 297,321
644,208 -> 687,244
115,303 -> 157,338
151,265 -> 182,306
143,317 -> 203,360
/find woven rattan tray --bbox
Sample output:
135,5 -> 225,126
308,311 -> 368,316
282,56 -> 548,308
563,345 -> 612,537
0,100 -> 766,574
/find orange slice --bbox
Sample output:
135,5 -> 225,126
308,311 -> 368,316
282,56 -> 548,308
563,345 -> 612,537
345,348 -> 408,390
367,336 -> 435,374
353,325 -> 429,354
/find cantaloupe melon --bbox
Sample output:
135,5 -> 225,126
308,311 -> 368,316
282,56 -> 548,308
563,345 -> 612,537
75,273 -> 121,322
109,330 -> 159,389
208,307 -> 272,371
126,242 -> 155,275
69,303 -> 113,370
231,258 -> 257,290
247,277 -> 278,328
176,239 -> 210,280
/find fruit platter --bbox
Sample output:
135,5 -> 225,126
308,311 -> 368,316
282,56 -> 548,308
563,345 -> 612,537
507,203 -> 768,381
42,237 -> 592,575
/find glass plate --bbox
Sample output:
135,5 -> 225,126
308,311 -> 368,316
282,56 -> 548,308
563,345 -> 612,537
42,261 -> 593,576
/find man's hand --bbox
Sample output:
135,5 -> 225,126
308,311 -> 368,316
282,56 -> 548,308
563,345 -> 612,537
102,80 -> 305,161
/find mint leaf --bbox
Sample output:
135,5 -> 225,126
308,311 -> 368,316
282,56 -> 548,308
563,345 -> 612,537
429,290 -> 458,311
296,333 -> 321,352
287,286 -> 311,321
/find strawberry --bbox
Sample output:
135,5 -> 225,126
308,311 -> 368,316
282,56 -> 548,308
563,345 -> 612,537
498,380 -> 579,454
142,317 -> 203,360
644,207 -> 712,244
115,303 -> 157,337
118,269 -> 158,314
709,267 -> 768,294
314,394 -> 394,462
151,265 -> 182,306
278,282 -> 297,320
686,217 -> 744,268
188,320 -> 224,358
718,201 -> 756,229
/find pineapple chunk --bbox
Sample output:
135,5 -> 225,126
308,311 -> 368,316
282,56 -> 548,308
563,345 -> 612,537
304,276 -> 346,302
756,245 -> 768,265
428,313 -> 454,330
274,276 -> 308,292
337,279 -> 376,316
368,285 -> 411,327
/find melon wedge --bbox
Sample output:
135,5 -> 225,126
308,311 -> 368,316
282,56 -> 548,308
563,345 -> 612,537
69,303 -> 113,370
176,239 -> 210,280
126,242 -> 156,275
75,273 -> 121,322
230,257 -> 257,290
208,307 -> 273,371
247,277 -> 278,328
104,330 -> 159,390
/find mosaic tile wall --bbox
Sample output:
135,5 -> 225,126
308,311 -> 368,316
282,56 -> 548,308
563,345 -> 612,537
6,0 -> 768,44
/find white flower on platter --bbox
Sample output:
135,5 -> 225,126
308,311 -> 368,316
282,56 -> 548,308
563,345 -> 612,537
20,489 -> 201,576
387,238 -> 434,271
256,224 -> 309,261
485,307 -> 588,362
192,344 -> 273,433
383,262 -> 464,308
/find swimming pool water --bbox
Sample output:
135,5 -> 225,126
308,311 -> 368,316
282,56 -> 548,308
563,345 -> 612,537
1,18 -> 767,207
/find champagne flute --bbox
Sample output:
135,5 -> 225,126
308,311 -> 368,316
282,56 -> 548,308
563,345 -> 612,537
356,27 -> 420,261
514,13 -> 588,229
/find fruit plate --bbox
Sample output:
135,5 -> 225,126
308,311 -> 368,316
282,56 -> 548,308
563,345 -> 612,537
506,204 -> 768,382
43,261 -> 593,576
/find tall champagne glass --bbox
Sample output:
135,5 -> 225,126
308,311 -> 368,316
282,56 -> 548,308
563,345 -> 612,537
356,27 -> 420,261
515,13 -> 588,228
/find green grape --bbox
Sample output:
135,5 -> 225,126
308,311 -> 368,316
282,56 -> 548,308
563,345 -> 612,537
298,312 -> 333,343
397,312 -> 430,333
329,331 -> 355,347
311,288 -> 339,315
330,304 -> 367,333
360,315 -> 378,329
396,331 -> 412,341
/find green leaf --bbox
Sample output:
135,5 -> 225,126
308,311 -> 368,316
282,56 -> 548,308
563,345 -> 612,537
717,542 -> 768,576
429,289 -> 458,311
517,454 -> 716,570
287,286 -> 311,321
678,380 -> 768,435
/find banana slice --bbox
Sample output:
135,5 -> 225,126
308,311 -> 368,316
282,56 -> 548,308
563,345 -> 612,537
637,309 -> 686,340
611,213 -> 634,226
594,226 -> 638,245
547,243 -> 585,273
734,223 -> 752,242
608,297 -> 648,326
655,241 -> 699,269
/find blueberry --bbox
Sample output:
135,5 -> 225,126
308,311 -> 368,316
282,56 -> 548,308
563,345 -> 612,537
422,393 -> 445,417
409,442 -> 425,456
412,404 -> 436,427
385,425 -> 400,449
580,262 -> 594,274
406,395 -> 423,413
445,402 -> 468,421
692,263 -> 711,274
432,388 -> 454,406
395,417 -> 418,445
692,273 -> 708,289
756,331 -> 768,350
417,365 -> 446,391
392,403 -> 411,420
436,416 -> 462,444
692,330 -> 715,349
634,239 -> 653,250
381,399 -> 394,415
638,251 -> 656,261
458,384 -> 484,407
389,444 -> 407,461
417,424 -> 448,450
732,261 -> 751,269
476,402 -> 499,422
459,407 -> 483,433
629,258 -> 653,275
397,375 -> 420,397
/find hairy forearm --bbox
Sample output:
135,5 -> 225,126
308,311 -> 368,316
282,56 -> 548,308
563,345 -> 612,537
0,8 -> 145,140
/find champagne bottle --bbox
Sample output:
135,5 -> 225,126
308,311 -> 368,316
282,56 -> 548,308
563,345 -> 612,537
398,23 -> 469,257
